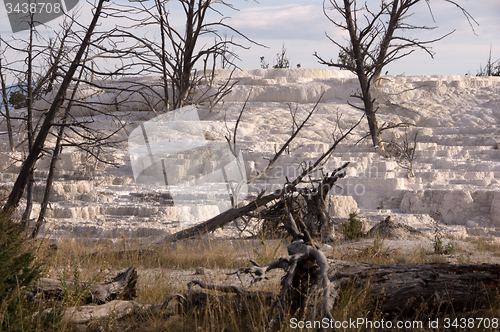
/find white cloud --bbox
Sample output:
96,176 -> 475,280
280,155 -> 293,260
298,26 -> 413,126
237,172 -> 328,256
227,4 -> 327,40
0,0 -> 498,75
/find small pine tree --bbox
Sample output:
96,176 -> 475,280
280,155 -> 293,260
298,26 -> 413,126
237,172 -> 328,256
337,45 -> 370,71
343,212 -> 364,240
337,47 -> 354,70
0,211 -> 42,331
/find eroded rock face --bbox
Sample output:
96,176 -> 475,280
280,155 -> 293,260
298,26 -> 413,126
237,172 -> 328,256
400,190 -> 497,225
326,195 -> 358,219
491,192 -> 500,226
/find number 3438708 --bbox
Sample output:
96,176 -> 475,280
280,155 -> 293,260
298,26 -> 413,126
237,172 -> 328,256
5,2 -> 61,14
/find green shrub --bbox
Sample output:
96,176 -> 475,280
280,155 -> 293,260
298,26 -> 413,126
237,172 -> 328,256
433,235 -> 456,255
8,91 -> 26,110
0,211 -> 42,331
343,212 -> 364,240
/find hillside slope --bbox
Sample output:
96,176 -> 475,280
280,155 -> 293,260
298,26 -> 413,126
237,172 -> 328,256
1,69 -> 499,240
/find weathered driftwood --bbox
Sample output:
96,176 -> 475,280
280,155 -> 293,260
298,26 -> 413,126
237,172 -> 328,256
56,300 -> 152,324
30,266 -> 137,304
159,281 -> 276,324
227,240 -> 332,331
160,281 -> 275,316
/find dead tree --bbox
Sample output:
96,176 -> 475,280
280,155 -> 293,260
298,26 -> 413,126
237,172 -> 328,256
21,14 -> 37,226
2,0 -> 108,214
314,0 -> 477,151
388,129 -> 418,177
30,51 -> 90,239
155,96 -> 363,243
0,15 -> 40,224
477,45 -> 500,77
0,15 -> 61,225
219,240 -> 500,331
0,41 -> 14,152
1,11 -> 133,235
32,266 -> 141,325
56,300 -> 149,325
108,0 -> 261,111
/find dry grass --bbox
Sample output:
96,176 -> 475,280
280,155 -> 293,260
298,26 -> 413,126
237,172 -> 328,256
469,238 -> 500,256
34,236 -> 287,332
38,237 -> 287,281
327,237 -> 449,265
38,236 -> 286,302
30,234 -> 500,332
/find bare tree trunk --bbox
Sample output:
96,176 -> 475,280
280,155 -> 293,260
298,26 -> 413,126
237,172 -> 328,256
31,115 -> 65,238
157,0 -> 170,111
0,63 -> 14,152
39,21 -> 73,96
22,18 -> 35,227
157,98 -> 360,243
31,57 -> 87,238
31,268 -> 141,325
0,38 -> 14,152
178,0 -> 204,108
224,244 -> 500,331
115,0 -> 258,111
326,260 -> 500,317
344,1 -> 384,152
315,0 -> 475,152
362,86 -> 384,152
3,0 -> 107,214
56,300 -> 149,325
162,190 -> 282,242
21,173 -> 34,225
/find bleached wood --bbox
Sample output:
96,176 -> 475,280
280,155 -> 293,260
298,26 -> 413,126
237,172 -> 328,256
32,266 -> 137,304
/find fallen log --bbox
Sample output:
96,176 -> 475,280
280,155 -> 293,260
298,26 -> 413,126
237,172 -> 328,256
155,109 -> 359,244
219,239 -> 500,331
328,259 -> 500,317
59,300 -> 151,324
158,163 -> 349,243
30,266 -> 137,304
41,300 -> 152,325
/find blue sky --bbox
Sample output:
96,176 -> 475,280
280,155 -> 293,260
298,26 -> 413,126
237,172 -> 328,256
0,0 -> 499,76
